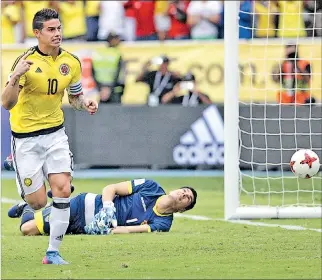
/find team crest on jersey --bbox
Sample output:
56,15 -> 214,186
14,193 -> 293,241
59,64 -> 70,76
24,178 -> 32,187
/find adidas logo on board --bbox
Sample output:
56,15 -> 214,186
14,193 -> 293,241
173,105 -> 224,165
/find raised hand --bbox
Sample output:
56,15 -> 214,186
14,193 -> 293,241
13,50 -> 34,77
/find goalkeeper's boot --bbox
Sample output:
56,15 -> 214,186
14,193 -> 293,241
42,251 -> 69,265
47,185 -> 75,199
4,154 -> 14,171
8,202 -> 27,218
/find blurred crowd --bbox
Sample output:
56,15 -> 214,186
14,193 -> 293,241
2,0 -> 322,44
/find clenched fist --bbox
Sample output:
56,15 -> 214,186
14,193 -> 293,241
84,99 -> 98,115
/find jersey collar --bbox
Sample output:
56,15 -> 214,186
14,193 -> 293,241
35,45 -> 62,56
153,196 -> 173,217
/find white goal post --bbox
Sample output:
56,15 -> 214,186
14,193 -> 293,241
224,1 -> 322,219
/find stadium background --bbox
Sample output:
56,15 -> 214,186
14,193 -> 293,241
1,0 -> 321,168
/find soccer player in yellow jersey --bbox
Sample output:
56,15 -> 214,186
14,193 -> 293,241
1,1 -> 21,44
1,8 -> 98,265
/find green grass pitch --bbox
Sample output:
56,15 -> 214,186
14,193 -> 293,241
1,177 -> 321,279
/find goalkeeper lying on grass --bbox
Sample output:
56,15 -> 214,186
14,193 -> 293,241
8,179 -> 197,235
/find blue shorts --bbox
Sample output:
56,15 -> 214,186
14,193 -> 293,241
41,193 -> 103,235
68,193 -> 87,234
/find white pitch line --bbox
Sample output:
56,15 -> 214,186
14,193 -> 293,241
174,213 -> 213,221
2,197 -> 321,233
175,213 -> 321,233
2,197 -> 21,204
216,219 -> 322,233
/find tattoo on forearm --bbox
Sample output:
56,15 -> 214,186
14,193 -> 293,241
11,78 -> 18,87
69,95 -> 85,110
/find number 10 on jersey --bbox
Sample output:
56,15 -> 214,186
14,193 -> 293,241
47,78 -> 58,95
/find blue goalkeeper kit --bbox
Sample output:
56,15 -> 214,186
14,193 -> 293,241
35,179 -> 173,234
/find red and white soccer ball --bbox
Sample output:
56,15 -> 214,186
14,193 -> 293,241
290,149 -> 320,179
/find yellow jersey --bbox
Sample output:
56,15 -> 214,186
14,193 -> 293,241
85,1 -> 100,17
277,1 -> 306,38
23,1 -> 50,38
1,3 -> 21,44
254,1 -> 277,38
59,1 -> 86,39
8,46 -> 83,137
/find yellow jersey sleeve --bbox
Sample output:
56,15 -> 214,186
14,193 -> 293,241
34,212 -> 45,235
68,55 -> 83,96
71,57 -> 82,84
128,181 -> 133,195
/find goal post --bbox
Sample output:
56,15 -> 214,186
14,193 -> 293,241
224,1 -> 240,220
224,1 -> 322,219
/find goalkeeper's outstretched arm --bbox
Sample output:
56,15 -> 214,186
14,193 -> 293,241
111,225 -> 151,234
102,181 -> 131,202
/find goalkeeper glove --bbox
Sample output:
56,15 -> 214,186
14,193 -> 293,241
84,217 -> 112,235
102,201 -> 117,228
84,201 -> 117,235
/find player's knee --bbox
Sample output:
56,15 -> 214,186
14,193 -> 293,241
26,194 -> 47,210
57,186 -> 71,198
20,221 -> 35,236
49,174 -> 72,198
26,195 -> 47,210
29,201 -> 46,210
53,180 -> 71,197
50,187 -> 71,199
20,223 -> 30,235
24,185 -> 47,210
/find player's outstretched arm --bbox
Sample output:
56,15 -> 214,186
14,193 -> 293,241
68,94 -> 98,115
102,181 -> 131,202
111,224 -> 151,234
2,51 -> 33,110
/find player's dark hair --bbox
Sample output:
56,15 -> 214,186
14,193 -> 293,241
181,186 -> 197,211
33,8 -> 59,30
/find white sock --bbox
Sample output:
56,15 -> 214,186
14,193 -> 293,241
47,197 -> 70,253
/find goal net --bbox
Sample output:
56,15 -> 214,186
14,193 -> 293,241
224,1 -> 322,219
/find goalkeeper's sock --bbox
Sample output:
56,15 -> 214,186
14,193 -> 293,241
47,197 -> 70,252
